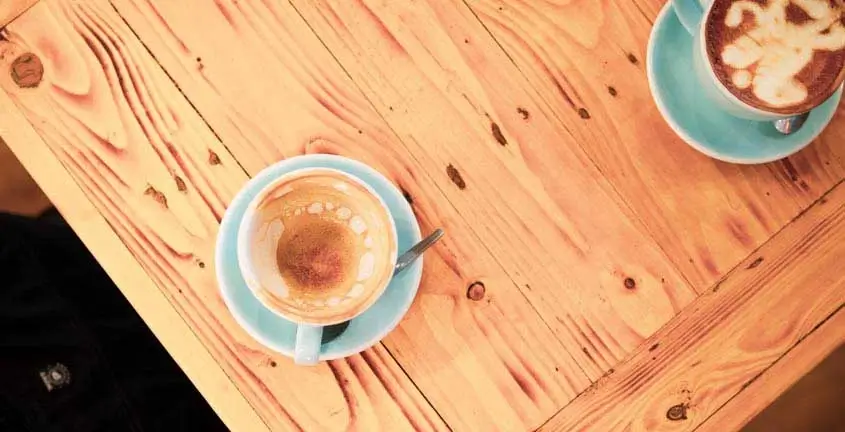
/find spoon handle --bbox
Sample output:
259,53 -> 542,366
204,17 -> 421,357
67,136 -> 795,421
394,228 -> 444,275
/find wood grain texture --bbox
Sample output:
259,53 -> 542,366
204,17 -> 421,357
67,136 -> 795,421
538,181 -> 845,431
465,0 -> 845,291
0,0 -> 37,26
0,1 -> 446,430
283,0 -> 697,381
0,88 -> 268,432
699,309 -> 844,432
108,0 -> 593,429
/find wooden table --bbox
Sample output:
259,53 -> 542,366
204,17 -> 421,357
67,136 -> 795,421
1,0 -> 843,430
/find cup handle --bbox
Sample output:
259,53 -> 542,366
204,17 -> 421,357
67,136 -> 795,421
672,0 -> 704,35
294,324 -> 323,365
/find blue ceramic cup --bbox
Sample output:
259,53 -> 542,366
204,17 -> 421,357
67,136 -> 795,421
672,0 -> 837,121
236,166 -> 398,365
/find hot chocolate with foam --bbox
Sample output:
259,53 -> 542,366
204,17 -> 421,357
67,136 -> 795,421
241,168 -> 397,325
704,0 -> 845,114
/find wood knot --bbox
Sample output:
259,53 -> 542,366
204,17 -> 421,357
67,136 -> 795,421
517,107 -> 530,119
174,175 -> 187,192
11,52 -> 44,88
466,281 -> 485,301
623,277 -> 636,290
577,108 -> 591,119
491,122 -> 508,146
208,149 -> 221,165
144,186 -> 168,208
666,404 -> 688,421
446,164 -> 466,190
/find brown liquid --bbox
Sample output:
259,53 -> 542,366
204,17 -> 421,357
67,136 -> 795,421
248,170 -> 396,324
275,216 -> 357,293
704,0 -> 845,114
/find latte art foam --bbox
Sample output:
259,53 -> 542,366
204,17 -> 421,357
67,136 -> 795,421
705,0 -> 845,113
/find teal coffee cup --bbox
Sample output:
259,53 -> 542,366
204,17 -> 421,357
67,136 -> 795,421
671,0 -> 845,121
236,166 -> 398,365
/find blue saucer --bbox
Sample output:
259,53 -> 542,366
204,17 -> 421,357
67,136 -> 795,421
647,3 -> 842,164
215,155 -> 422,361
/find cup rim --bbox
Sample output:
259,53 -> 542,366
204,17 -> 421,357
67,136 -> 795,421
236,166 -> 399,326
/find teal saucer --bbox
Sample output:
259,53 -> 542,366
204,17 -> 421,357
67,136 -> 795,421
215,155 -> 422,361
647,3 -> 842,164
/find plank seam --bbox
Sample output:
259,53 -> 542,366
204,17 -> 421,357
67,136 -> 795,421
458,0 -> 716,296
106,1 -> 458,429
0,0 -> 40,28
692,304 -> 845,432
534,176 -> 845,430
106,0 -> 251,179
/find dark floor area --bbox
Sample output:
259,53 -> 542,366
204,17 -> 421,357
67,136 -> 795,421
744,345 -> 845,432
0,210 -> 227,431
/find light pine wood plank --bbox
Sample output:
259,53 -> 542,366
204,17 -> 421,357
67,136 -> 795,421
0,0 -> 37,26
0,85 -> 268,432
277,0 -> 695,380
463,0 -> 845,290
699,308 -> 844,432
538,181 -> 845,431
0,1 -> 447,431
108,1 -> 593,429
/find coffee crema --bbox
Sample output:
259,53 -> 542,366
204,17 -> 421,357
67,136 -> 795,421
704,0 -> 845,114
245,169 -> 396,324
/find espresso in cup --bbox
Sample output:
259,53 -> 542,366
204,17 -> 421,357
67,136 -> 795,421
238,168 -> 397,327
703,0 -> 845,114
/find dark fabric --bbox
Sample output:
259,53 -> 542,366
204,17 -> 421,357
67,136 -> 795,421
0,211 -> 227,432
